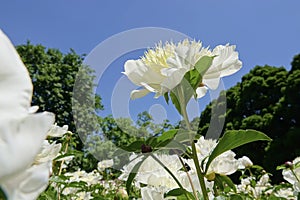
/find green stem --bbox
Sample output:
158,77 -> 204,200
291,168 -> 300,182
150,154 -> 189,199
191,141 -> 209,200
177,85 -> 209,200
177,154 -> 199,200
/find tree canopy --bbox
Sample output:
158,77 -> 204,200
16,42 -> 103,138
198,54 -> 300,182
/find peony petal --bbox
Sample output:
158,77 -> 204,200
1,162 -> 51,200
203,77 -> 221,90
130,89 -> 150,99
196,87 -> 208,98
0,112 -> 54,181
161,68 -> 187,91
123,60 -> 147,86
141,187 -> 164,200
0,30 -> 33,120
47,124 -> 68,137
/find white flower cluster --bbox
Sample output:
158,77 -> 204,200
60,169 -> 102,200
119,136 -> 251,199
51,158 -> 129,199
236,173 -> 297,199
123,39 -> 242,99
236,174 -> 272,198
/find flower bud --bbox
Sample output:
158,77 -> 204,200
115,188 -> 128,200
285,161 -> 293,169
141,144 -> 152,153
205,172 -> 216,181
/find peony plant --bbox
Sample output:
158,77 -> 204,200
122,39 -> 272,200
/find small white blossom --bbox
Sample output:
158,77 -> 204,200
97,159 -> 114,171
238,156 -> 253,169
47,123 -> 68,137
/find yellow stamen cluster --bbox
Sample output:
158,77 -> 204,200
141,42 -> 174,68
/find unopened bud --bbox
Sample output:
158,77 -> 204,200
141,144 -> 152,153
285,161 -> 293,169
115,188 -> 128,200
206,172 -> 216,181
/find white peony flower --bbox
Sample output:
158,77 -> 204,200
97,159 -> 114,171
34,140 -> 62,165
238,156 -> 253,169
274,187 -> 295,199
141,186 -> 165,200
0,29 -> 55,200
47,123 -> 68,137
190,136 -> 240,176
123,39 -> 241,99
283,157 -> 300,192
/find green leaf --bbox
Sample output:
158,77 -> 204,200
164,92 -> 169,104
229,194 -> 244,200
49,175 -> 69,184
158,140 -> 187,153
174,130 -> 196,143
165,188 -> 195,200
157,129 -> 178,143
151,129 -> 182,150
170,90 -> 182,115
120,140 -> 145,152
66,181 -> 87,188
194,56 -> 214,77
126,155 -> 148,195
214,174 -> 236,192
187,56 -> 214,91
205,129 -> 272,173
0,187 -> 7,200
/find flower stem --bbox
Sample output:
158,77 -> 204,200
177,155 -> 199,200
191,141 -> 209,200
291,168 -> 300,182
150,154 -> 189,199
177,85 -> 209,200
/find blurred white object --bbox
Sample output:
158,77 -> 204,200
0,29 -> 55,200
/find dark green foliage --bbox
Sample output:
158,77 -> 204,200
16,42 -> 103,171
197,54 -> 300,183
16,42 -> 103,135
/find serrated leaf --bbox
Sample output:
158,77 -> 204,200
205,129 -> 272,174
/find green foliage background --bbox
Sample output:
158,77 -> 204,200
198,54 -> 300,182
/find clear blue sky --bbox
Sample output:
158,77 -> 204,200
1,0 -> 300,124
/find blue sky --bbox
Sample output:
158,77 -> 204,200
1,0 -> 300,124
